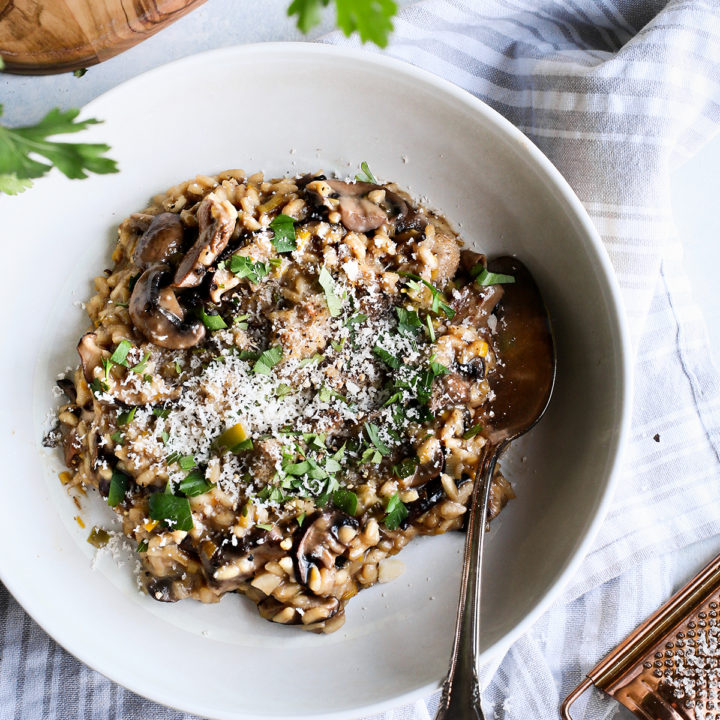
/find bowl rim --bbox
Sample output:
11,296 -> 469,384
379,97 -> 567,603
1,41 -> 633,720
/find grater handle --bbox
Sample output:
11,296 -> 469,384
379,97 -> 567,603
560,677 -> 593,719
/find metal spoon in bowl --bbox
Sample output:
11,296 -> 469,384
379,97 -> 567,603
434,256 -> 556,720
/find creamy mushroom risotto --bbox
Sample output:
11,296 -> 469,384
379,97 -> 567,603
53,167 -> 516,633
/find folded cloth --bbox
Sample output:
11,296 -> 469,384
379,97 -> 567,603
2,2 -> 719,719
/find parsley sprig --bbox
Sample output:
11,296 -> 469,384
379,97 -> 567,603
0,105 -> 118,196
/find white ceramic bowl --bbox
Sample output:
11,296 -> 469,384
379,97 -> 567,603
0,43 -> 631,719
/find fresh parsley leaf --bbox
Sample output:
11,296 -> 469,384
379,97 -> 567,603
178,469 -> 215,497
331,337 -> 346,352
373,344 -> 402,369
364,422 -> 391,456
298,352 -> 324,368
73,68 -> 87,78
425,314 -> 435,342
276,383 -> 293,398
0,105 -> 118,195
396,306 -> 422,336
383,491 -> 408,530
0,174 -> 34,195
462,423 -> 484,440
253,346 -> 283,375
393,457 -> 419,480
472,265 -> 516,286
110,339 -> 132,366
230,438 -> 254,453
401,273 -> 455,318
178,455 -> 196,470
160,431 -> 169,444
107,470 -> 129,507
336,0 -> 397,47
136,539 -> 149,553
233,313 -> 249,329
333,487 -> 358,516
148,491 -> 193,531
229,255 -> 270,283
346,313 -> 368,326
130,351 -> 150,374
429,354 -> 450,377
152,407 -> 170,418
256,523 -> 274,531
117,407 -> 136,426
200,306 -> 228,330
296,512 -> 306,527
318,385 -> 347,404
318,266 -> 344,317
269,214 -> 297,252
355,160 -> 378,183
110,430 -> 124,446
360,446 -> 383,464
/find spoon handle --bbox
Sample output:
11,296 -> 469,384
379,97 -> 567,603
434,448 -> 500,720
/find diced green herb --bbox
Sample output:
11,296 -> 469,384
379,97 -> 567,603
130,351 -> 150,374
90,377 -> 109,395
425,314 -> 435,342
333,487 -> 358,516
253,346 -> 283,375
364,422 -> 390,456
298,353 -> 324,368
355,160 -> 378,183
296,512 -> 306,527
110,339 -> 132,366
160,431 -> 169,444
137,539 -> 149,553
393,457 -> 419,479
152,407 -> 170,418
117,407 -> 136,426
373,344 -> 402,369
166,451 -> 182,465
148,491 -> 193,531
462,423 -> 484,440
233,313 -> 249,329
200,306 -> 228,330
255,523 -> 274,531
429,354 -> 450,377
101,357 -> 113,382
472,265 -> 515,286
401,273 -> 455,318
330,337 -> 346,352
229,255 -> 271,283
384,492 -> 409,530
383,391 -> 403,406
360,446 -> 382,464
174,361 -> 182,374
238,349 -> 259,362
396,306 -> 422,336
87,526 -> 110,548
73,68 -> 88,78
318,266 -> 344,317
110,430 -> 124,446
107,470 -> 130,507
269,214 -> 297,252
275,383 -> 293,398
317,385 -> 347,404
230,438 -> 254,453
178,455 -> 195,470
178,469 -> 215,497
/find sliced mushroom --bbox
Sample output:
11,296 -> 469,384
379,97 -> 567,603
173,192 -> 238,288
129,264 -> 206,349
132,212 -> 184,270
77,332 -> 106,383
429,372 -> 474,412
294,509 -> 358,587
56,377 -> 77,403
327,179 -> 387,233
450,282 -> 504,327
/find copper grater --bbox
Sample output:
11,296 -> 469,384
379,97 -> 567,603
562,550 -> 720,720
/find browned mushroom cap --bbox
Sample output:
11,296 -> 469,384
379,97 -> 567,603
129,265 -> 206,349
77,332 -> 106,383
173,192 -> 238,288
132,212 -> 185,270
327,179 -> 387,233
294,509 -> 359,586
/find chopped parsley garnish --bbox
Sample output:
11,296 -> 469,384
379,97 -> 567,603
333,487 -> 358,516
90,377 -> 109,395
355,160 -> 378,184
253,346 -> 283,375
429,354 -> 450,377
318,385 -> 347,404
230,438 -> 254,453
364,422 -> 390,456
117,407 -> 136,426
148,490 -> 193,531
298,353 -> 324,368
393,457 -> 419,479
472,265 -> 515,286
229,255 -> 271,283
373,344 -> 402,369
330,338 -> 346,352
255,523 -> 274,531
269,214 -> 297,252
110,430 -> 124,446
87,527 -> 110,548
101,357 -> 113,382
178,455 -> 196,470
425,314 -> 435,342
276,383 -> 293,398
462,423 -> 484,440
152,407 -> 170,418
296,512 -> 306,527
200,306 -> 228,330
233,313 -> 249,330
383,492 -> 409,530
402,273 -> 455,318
178,469 -> 215,497
396,306 -> 422,336
136,539 -> 149,553
318,266 -> 344,317
107,470 -> 129,507
109,339 -> 132,366
130,351 -> 150,374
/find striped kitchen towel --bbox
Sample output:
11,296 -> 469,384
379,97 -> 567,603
2,1 -> 720,719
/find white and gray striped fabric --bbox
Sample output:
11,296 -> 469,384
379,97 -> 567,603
2,1 -> 720,718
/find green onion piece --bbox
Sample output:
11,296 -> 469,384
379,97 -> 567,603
318,266 -> 344,317
355,160 -> 378,184
472,265 -> 516,286
383,492 -> 409,530
253,346 -> 283,375
269,214 -> 297,252
110,339 -> 132,366
148,490 -> 193,531
178,469 -> 215,497
462,423 -> 484,440
200,306 -> 228,330
425,314 -> 435,342
117,407 -> 136,426
332,487 -> 358,516
107,470 -> 129,507
396,306 -> 422,336
137,539 -> 149,553
87,526 -> 110,548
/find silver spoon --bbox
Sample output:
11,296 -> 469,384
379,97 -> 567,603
434,256 -> 556,720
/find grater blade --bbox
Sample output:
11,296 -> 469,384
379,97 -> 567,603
562,551 -> 720,720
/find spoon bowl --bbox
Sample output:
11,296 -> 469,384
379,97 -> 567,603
435,256 -> 556,720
